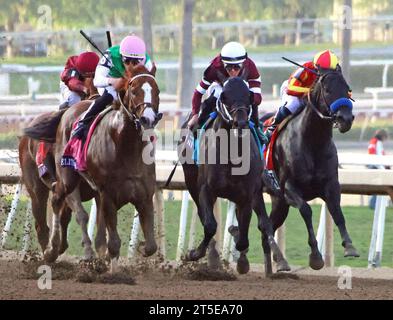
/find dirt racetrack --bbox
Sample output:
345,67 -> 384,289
0,253 -> 392,300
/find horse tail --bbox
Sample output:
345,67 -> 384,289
23,109 -> 67,143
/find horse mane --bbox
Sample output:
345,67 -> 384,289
125,64 -> 151,80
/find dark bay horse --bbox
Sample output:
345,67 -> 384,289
266,69 -> 359,270
180,77 -> 289,276
34,64 -> 161,271
19,83 -> 99,259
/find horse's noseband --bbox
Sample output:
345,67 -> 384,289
309,72 -> 353,122
118,73 -> 161,128
216,97 -> 252,125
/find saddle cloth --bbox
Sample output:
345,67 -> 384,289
61,108 -> 111,171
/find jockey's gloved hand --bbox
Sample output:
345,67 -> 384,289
187,114 -> 199,129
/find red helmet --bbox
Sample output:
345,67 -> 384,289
75,52 -> 100,77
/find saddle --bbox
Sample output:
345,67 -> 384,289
61,107 -> 112,171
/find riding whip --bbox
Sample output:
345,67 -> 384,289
106,30 -> 112,48
80,30 -> 124,77
282,57 -> 319,76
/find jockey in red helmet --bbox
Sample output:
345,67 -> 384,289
60,51 -> 100,109
265,50 -> 340,140
188,41 -> 263,141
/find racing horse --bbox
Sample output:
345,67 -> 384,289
180,77 -> 289,276
19,80 -> 99,260
265,68 -> 359,270
24,64 -> 161,271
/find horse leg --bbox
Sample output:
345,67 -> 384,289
253,195 -> 290,276
65,188 -> 95,260
28,184 -> 50,253
100,195 -> 121,273
59,204 -> 72,255
284,182 -> 324,270
134,200 -> 158,257
269,195 -> 290,264
322,180 -> 359,257
187,184 -> 217,261
44,167 -> 79,263
94,195 -> 107,259
232,202 -> 252,275
19,140 -> 50,253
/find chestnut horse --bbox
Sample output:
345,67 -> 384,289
26,64 -> 161,271
19,82 -> 99,260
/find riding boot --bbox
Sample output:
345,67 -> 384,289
251,104 -> 268,145
72,91 -> 114,139
265,105 -> 292,143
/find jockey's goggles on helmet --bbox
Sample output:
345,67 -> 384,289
224,63 -> 242,71
122,56 -> 143,66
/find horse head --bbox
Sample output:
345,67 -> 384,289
217,77 -> 253,136
121,64 -> 161,130
309,69 -> 354,133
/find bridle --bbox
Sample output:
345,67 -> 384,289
216,94 -> 252,126
117,73 -> 161,129
307,71 -> 353,123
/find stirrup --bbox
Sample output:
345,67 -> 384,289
262,169 -> 280,191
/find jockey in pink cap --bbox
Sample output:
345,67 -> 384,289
72,34 -> 154,139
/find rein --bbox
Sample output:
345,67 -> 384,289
216,97 -> 252,125
117,72 -> 159,129
307,71 -> 353,123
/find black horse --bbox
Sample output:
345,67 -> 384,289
264,69 -> 359,270
180,77 -> 289,276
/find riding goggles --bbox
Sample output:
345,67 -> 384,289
224,63 -> 243,71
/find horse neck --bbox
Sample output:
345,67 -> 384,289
115,109 -> 145,160
300,101 -> 333,145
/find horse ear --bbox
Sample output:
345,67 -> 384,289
150,63 -> 157,76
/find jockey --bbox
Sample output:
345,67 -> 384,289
262,50 -> 340,192
37,51 -> 99,180
265,50 -> 340,140
59,51 -> 100,109
187,41 -> 264,140
72,34 -> 154,138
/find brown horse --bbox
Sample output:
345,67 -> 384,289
19,81 -> 100,259
31,64 -> 161,271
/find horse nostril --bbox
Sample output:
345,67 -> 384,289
233,120 -> 239,127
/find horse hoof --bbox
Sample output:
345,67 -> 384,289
309,253 -> 324,270
186,249 -> 204,261
236,253 -> 250,274
59,242 -> 69,255
344,244 -> 360,258
44,248 -> 58,263
228,226 -> 240,244
276,259 -> 291,272
83,248 -> 96,261
143,243 -> 158,257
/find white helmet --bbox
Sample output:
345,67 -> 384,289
220,42 -> 247,64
